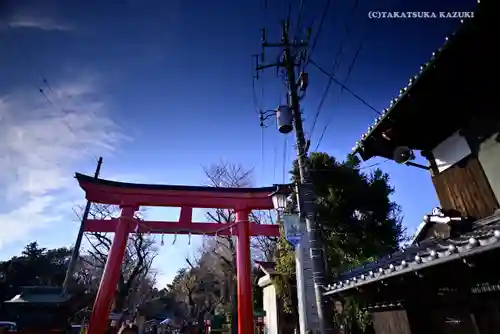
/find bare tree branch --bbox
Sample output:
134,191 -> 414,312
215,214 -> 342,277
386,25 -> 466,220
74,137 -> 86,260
74,203 -> 158,319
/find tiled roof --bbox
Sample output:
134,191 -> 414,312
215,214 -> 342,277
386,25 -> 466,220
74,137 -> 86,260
351,3 -> 480,155
4,286 -> 71,304
324,213 -> 500,296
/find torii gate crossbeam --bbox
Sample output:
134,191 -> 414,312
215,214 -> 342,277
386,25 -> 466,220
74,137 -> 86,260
75,173 -> 280,334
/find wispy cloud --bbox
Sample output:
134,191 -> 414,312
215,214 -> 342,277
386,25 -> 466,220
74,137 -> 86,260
5,16 -> 74,31
0,75 -> 127,248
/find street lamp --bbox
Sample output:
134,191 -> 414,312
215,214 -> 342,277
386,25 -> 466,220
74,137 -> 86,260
270,184 -> 301,248
269,184 -> 292,212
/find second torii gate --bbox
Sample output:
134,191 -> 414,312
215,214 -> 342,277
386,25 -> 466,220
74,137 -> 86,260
75,173 -> 282,334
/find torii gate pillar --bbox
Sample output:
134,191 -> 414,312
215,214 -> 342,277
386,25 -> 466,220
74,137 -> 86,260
235,209 -> 253,334
87,206 -> 135,333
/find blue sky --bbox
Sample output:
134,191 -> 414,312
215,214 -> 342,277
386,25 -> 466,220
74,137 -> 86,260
0,0 -> 476,288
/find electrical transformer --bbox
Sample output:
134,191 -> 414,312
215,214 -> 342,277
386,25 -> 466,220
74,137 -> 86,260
276,105 -> 293,134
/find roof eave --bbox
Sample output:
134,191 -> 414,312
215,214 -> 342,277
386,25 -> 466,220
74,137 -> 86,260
324,239 -> 500,296
324,214 -> 500,297
351,11 -> 479,161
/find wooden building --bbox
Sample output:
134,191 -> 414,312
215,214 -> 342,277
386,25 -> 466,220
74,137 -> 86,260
324,1 -> 500,333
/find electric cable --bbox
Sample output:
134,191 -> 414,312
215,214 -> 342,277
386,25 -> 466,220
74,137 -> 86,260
342,28 -> 367,92
261,126 -> 265,183
42,76 -> 82,144
252,76 -> 262,115
38,77 -> 78,139
37,86 -> 80,170
295,0 -> 306,36
313,3 -> 389,151
282,136 -> 288,183
312,0 -> 405,153
41,75 -> 55,94
360,159 -> 390,170
264,0 -> 268,26
273,145 -> 278,183
308,60 -> 380,115
38,76 -> 101,164
253,70 -> 267,184
303,0 -> 332,71
308,158 -> 390,172
314,55 -> 365,151
308,0 -> 360,141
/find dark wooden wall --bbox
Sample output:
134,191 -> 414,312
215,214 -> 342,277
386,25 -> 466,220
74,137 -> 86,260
432,155 -> 499,219
372,311 -> 412,334
474,301 -> 500,334
430,309 -> 480,334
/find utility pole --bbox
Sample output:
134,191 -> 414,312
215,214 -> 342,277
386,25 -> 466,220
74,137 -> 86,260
62,157 -> 103,294
256,22 -> 333,334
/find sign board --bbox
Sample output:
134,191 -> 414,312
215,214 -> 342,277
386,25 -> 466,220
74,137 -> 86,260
283,214 -> 302,248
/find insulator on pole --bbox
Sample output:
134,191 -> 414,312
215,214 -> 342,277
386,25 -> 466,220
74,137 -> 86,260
306,27 -> 312,41
299,72 -> 308,91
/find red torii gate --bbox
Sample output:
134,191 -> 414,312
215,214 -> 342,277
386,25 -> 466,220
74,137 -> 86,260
75,173 -> 282,334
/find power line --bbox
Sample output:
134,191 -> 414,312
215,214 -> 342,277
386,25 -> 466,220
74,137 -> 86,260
302,0 -> 332,70
309,0 -> 404,152
309,158 -> 390,171
313,3 -> 386,151
38,76 -> 101,164
252,76 -> 259,114
273,145 -> 278,183
360,158 -> 390,170
252,76 -> 262,115
308,0 -> 360,140
263,0 -> 268,26
295,0 -> 306,35
282,136 -> 288,183
309,59 -> 380,115
314,46 -> 367,150
38,86 -> 78,138
341,29 -> 366,94
41,75 -> 55,94
38,86 -> 56,109
261,126 -> 265,183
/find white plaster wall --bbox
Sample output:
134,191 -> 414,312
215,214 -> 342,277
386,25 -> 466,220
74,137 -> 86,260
262,284 -> 279,334
432,131 -> 472,173
478,134 -> 500,203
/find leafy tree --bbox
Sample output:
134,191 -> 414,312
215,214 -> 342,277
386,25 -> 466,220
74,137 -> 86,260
275,152 -> 405,329
0,242 -> 73,293
0,242 -> 88,318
